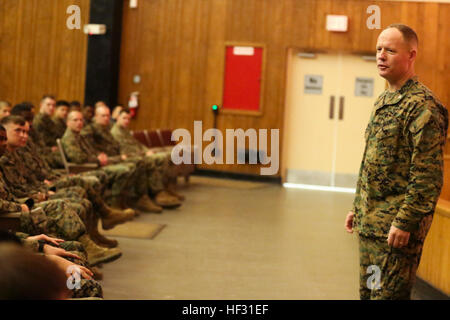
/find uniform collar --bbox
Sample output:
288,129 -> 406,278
375,76 -> 418,110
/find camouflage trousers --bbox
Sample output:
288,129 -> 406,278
128,153 -> 169,195
57,241 -> 103,299
150,148 -> 182,183
358,234 -> 424,300
49,186 -> 96,231
101,162 -> 137,198
20,199 -> 87,241
51,175 -> 110,218
43,149 -> 64,169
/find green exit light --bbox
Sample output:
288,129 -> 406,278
212,105 -> 218,111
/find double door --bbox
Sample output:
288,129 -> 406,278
283,51 -> 385,187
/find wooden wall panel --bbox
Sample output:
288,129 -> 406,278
417,200 -> 450,295
0,0 -> 90,106
119,0 -> 450,177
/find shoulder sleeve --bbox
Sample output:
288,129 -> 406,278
393,100 -> 448,232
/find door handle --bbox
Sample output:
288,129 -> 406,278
339,96 -> 344,120
329,96 -> 335,119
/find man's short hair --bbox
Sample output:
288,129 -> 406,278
56,100 -> 70,108
0,115 -> 26,126
68,109 -> 82,118
119,108 -> 131,116
386,23 -> 418,48
41,94 -> 55,102
11,102 -> 33,115
0,101 -> 11,109
70,100 -> 81,108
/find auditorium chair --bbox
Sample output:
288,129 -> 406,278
130,130 -> 151,148
157,129 -> 176,147
145,130 -> 164,148
0,212 -> 21,232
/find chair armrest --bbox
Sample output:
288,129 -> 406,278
67,163 -> 99,174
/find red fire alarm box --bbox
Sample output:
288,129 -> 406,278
223,46 -> 263,112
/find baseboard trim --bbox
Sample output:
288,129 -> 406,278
192,169 -> 281,184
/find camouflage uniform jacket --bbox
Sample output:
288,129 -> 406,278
0,170 -> 24,214
0,151 -> 49,198
81,122 -> 122,157
18,140 -> 59,182
110,123 -> 148,156
61,129 -> 100,164
52,116 -> 67,139
33,113 -> 59,147
352,77 -> 448,241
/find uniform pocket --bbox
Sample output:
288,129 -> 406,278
367,121 -> 400,165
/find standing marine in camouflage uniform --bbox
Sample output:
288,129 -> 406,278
84,105 -> 181,209
344,24 -> 448,300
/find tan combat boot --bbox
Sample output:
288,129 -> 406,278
134,194 -> 163,213
166,184 -> 185,201
155,190 -> 182,208
79,234 -> 122,267
89,225 -> 119,248
102,209 -> 135,230
91,266 -> 103,281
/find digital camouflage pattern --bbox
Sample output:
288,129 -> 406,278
358,234 -> 425,300
82,122 -> 122,157
110,123 -> 150,156
352,77 -> 448,300
32,113 -> 59,147
352,77 -> 448,241
52,116 -> 67,139
81,123 -> 154,196
28,126 -> 63,168
61,128 -> 137,198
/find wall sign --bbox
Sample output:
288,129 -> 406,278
304,75 -> 323,94
355,77 -> 374,97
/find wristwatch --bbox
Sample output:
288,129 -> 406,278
38,240 -> 46,253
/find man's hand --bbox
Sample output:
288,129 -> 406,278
387,225 -> 410,248
121,154 -> 128,161
20,204 -> 30,213
47,190 -> 55,196
97,153 -> 108,166
145,150 -> 155,157
36,192 -> 47,202
45,255 -> 93,280
27,234 -> 64,246
51,146 -> 58,152
43,245 -> 82,260
345,211 -> 354,233
44,179 -> 52,186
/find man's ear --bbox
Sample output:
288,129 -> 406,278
409,48 -> 417,61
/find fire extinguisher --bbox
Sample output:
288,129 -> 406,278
128,91 -> 139,118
